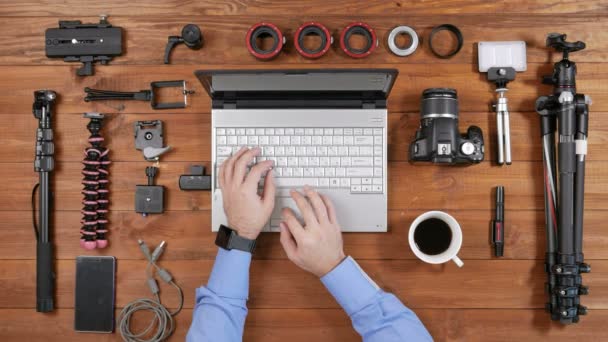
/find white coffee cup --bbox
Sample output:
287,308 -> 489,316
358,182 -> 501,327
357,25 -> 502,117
408,211 -> 464,267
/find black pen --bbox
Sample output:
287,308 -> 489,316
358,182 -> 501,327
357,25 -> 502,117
492,186 -> 505,257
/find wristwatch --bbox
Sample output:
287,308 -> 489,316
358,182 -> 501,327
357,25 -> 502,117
215,224 -> 257,253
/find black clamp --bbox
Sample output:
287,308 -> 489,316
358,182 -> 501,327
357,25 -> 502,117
45,14 -> 123,76
84,80 -> 194,109
179,165 -> 211,191
134,120 -> 171,161
135,166 -> 164,216
164,24 -> 204,64
429,24 -> 463,59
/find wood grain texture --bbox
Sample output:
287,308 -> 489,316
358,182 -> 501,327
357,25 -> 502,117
3,209 -> 608,261
2,308 -> 607,342
0,1 -> 606,341
2,16 -> 608,65
2,111 -> 608,163
2,161 -> 608,211
2,0 -> 606,16
0,259 -> 606,310
0,63 -> 607,115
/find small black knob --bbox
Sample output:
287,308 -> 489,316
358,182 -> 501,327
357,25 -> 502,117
182,24 -> 203,49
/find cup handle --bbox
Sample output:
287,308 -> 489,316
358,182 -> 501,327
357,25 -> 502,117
452,256 -> 464,268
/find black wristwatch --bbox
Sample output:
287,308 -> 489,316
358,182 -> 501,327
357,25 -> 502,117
215,225 -> 257,253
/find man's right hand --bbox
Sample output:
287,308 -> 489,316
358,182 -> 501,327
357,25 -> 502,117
218,147 -> 275,240
279,186 -> 346,277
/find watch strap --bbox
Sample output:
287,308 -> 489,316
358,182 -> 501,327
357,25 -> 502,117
229,233 -> 257,253
216,224 -> 256,253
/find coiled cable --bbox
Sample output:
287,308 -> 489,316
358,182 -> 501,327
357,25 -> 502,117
118,240 -> 184,342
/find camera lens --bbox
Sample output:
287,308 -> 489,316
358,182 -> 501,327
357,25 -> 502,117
421,88 -> 459,119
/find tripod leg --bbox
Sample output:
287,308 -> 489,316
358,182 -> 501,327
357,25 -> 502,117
496,110 -> 504,164
503,109 -> 512,164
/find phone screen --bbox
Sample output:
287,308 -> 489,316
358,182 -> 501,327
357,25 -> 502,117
74,256 -> 116,333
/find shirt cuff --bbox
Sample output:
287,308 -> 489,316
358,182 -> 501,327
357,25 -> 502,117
320,256 -> 380,316
207,247 -> 252,300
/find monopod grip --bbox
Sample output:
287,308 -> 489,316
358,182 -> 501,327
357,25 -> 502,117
36,241 -> 54,312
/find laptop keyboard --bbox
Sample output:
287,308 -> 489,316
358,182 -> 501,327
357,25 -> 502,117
215,127 -> 384,193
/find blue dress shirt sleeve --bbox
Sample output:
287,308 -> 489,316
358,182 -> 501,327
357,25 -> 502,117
186,247 -> 252,342
321,256 -> 433,342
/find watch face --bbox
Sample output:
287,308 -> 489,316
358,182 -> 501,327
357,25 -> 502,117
215,226 -> 232,248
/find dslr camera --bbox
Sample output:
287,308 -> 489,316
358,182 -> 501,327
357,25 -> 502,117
409,88 -> 484,164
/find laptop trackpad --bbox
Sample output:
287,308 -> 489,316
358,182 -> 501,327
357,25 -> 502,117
271,198 -> 303,223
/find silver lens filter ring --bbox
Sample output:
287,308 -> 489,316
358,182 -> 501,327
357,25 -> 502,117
387,26 -> 418,57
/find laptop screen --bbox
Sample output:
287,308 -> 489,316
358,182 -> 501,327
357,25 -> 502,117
195,69 -> 398,109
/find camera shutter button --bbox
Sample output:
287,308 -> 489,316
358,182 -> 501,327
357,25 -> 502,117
461,142 -> 475,155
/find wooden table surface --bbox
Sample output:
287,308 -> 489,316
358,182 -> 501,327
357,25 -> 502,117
1,1 -> 607,341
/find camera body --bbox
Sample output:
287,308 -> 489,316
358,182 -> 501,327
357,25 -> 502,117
409,88 -> 484,164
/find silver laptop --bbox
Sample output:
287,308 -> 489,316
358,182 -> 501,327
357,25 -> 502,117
196,69 -> 398,232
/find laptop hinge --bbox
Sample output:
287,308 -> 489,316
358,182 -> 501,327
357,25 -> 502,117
362,102 -> 376,109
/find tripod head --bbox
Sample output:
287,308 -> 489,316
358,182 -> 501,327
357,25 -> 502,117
547,33 -> 586,56
542,33 -> 586,93
33,90 -> 57,126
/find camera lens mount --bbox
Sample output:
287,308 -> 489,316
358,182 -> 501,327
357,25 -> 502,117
340,22 -> 378,58
246,22 -> 285,60
387,26 -> 419,57
294,22 -> 333,59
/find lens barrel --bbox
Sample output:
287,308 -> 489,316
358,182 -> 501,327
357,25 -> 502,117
421,88 -> 459,119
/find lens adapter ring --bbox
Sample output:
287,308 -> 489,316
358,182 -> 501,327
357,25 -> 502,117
246,22 -> 285,60
428,24 -> 463,59
387,26 -> 419,57
340,22 -> 378,58
294,22 -> 333,59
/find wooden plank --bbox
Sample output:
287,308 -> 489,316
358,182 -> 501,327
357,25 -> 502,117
1,16 -> 607,65
0,308 -> 606,341
0,63 -> 606,115
3,161 -> 607,211
3,111 -> 608,163
0,259 -> 604,310
1,1 -> 605,16
3,209 -> 608,261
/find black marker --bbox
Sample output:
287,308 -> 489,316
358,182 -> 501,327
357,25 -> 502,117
492,186 -> 505,257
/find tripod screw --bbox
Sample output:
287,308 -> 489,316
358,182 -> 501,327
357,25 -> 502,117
562,310 -> 568,317
579,305 -> 588,315
556,267 -> 562,273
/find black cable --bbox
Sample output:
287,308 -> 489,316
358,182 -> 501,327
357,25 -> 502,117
31,183 -> 40,241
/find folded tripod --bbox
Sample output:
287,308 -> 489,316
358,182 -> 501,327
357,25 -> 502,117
536,33 -> 591,324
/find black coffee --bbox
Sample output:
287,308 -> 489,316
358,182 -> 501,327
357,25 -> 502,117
414,218 -> 453,255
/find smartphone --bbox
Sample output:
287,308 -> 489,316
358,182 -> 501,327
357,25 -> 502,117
74,256 -> 116,333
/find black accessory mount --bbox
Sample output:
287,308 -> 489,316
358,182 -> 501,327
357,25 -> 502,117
134,120 -> 171,161
428,24 -> 463,59
84,80 -> 194,110
45,14 -> 123,76
179,165 -> 211,191
215,225 -> 256,253
135,166 -> 164,216
164,24 -> 204,64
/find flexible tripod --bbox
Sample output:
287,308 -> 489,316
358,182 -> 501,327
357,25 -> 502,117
32,90 -> 57,312
81,112 -> 111,250
536,33 -> 591,324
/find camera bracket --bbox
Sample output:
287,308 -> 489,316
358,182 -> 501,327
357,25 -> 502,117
45,14 -> 123,76
134,120 -> 171,161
